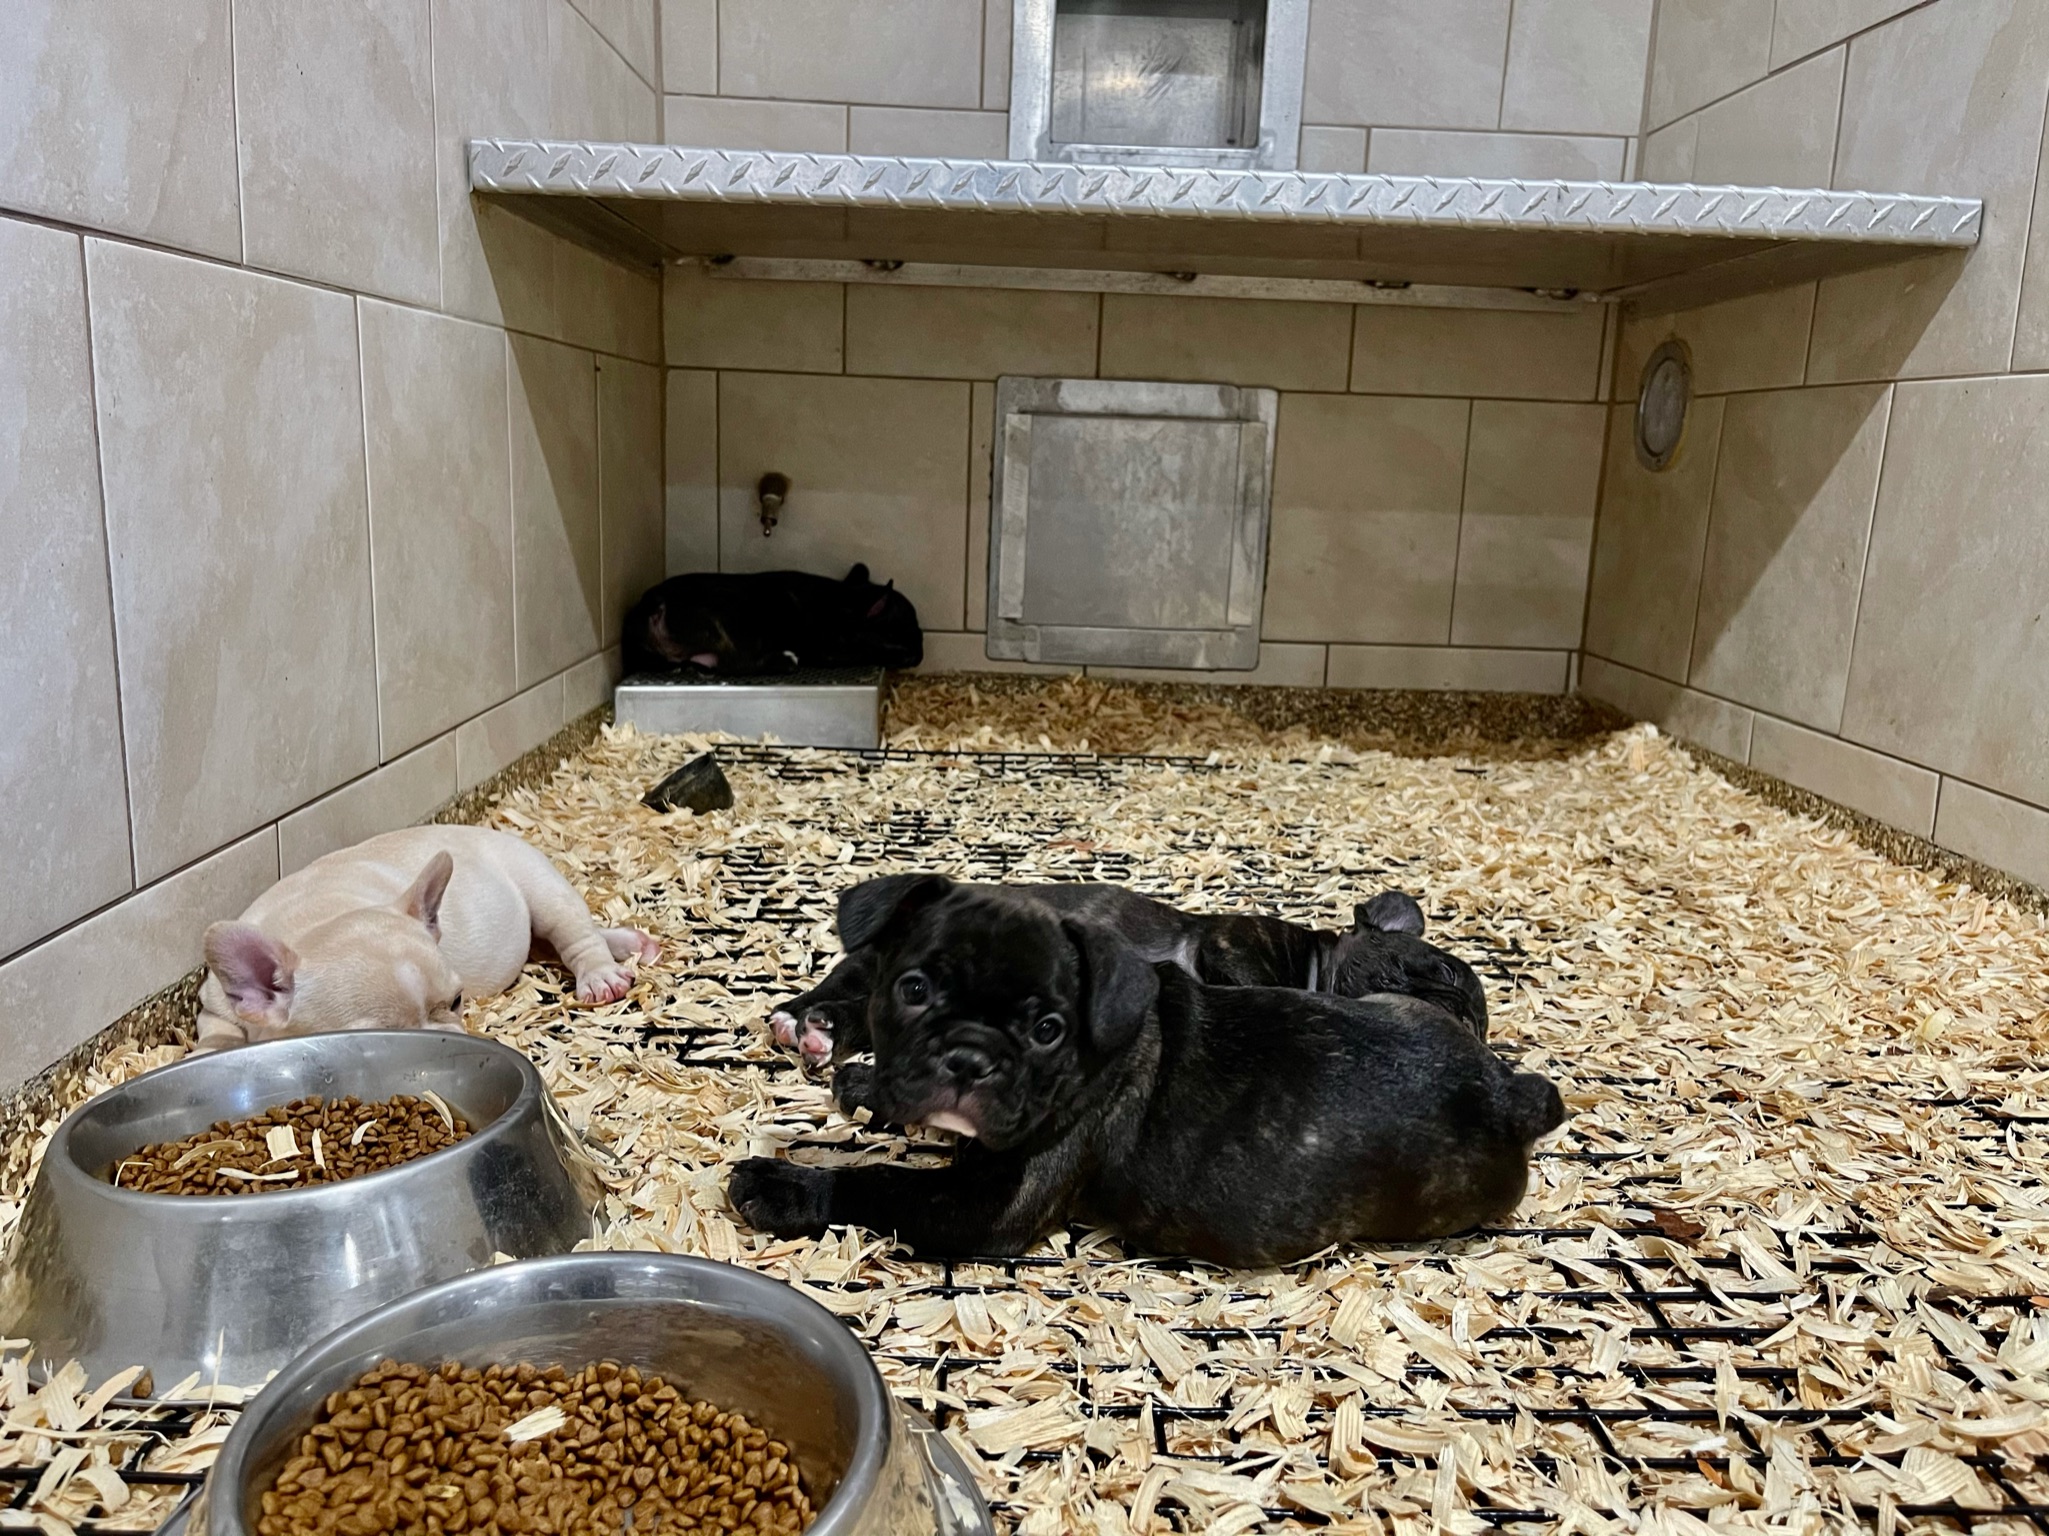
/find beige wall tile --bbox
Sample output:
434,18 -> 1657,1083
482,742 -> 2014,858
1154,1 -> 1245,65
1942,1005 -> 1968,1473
510,335 -> 603,685
279,736 -> 458,875
1934,777 -> 2049,890
1750,714 -> 1937,835
1451,401 -> 1604,649
87,241 -> 378,883
234,0 -> 439,307
556,243 -> 664,366
1772,0 -> 1923,70
1640,118 -> 1699,181
1366,129 -> 1627,181
0,827 -> 278,1088
915,632 -> 1077,675
1617,285 -> 1815,397
1693,46 -> 1844,188
552,0 -> 658,141
1645,0 -> 1775,128
1328,645 -> 1569,693
848,285 -> 1099,379
1582,396 -> 1725,682
600,356 -> 666,639
2011,81 -> 2049,369
663,93 -> 847,150
719,0 -> 982,108
1841,374 -> 2049,807
966,381 -> 994,631
665,264 -> 845,372
1351,306 -> 1605,401
1579,656 -> 1755,759
360,301 -> 517,760
1501,0 -> 1654,137
1809,0 -> 2049,383
665,367 -> 719,575
718,373 -> 970,629
661,0 -> 716,94
0,1 -> 240,260
433,0 -> 558,336
1298,127 -> 1368,174
849,107 -> 1009,159
1091,644 -> 1329,688
1689,384 -> 1890,730
570,0 -> 656,86
1102,296 -> 1350,394
1304,0 -> 1512,130
1266,394 -> 1469,645
456,676 -> 565,791
564,648 -> 622,719
982,0 -> 1010,111
0,220 -> 132,961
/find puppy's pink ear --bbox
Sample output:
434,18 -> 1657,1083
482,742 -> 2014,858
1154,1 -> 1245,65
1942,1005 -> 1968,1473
398,850 -> 455,940
204,922 -> 298,1028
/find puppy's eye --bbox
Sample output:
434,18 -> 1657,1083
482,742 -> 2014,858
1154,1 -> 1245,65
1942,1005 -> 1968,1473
896,972 -> 931,1006
1031,1014 -> 1065,1047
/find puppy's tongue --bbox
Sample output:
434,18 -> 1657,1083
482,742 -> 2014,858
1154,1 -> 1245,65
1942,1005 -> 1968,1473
919,1109 -> 980,1138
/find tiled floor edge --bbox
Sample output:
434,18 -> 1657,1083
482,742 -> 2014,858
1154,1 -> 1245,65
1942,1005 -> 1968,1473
1681,741 -> 2049,920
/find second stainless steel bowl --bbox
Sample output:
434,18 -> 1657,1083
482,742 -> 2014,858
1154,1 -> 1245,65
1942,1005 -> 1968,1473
200,1254 -> 992,1536
0,1030 -> 603,1388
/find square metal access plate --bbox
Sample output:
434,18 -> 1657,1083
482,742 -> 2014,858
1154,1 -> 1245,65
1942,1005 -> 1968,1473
985,377 -> 1277,670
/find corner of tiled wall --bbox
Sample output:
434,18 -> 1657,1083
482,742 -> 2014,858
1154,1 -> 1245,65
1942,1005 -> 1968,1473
1581,0 -> 2049,893
0,0 -> 668,1087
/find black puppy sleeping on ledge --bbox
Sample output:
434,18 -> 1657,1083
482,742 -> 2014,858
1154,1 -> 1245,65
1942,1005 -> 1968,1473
727,876 -> 1565,1266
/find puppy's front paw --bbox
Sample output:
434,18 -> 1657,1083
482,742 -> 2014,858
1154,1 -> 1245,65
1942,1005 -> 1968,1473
574,962 -> 636,1004
728,1158 -> 833,1237
768,1008 -> 802,1048
832,1061 -> 876,1115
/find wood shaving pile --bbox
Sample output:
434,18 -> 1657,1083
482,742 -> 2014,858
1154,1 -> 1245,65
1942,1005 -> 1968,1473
5,680 -> 2048,1535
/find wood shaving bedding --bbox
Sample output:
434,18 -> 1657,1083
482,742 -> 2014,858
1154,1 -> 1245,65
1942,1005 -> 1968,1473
4,679 -> 2047,1535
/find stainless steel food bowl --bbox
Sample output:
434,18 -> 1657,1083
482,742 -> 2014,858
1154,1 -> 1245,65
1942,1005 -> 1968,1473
197,1254 -> 992,1536
0,1031 -> 603,1389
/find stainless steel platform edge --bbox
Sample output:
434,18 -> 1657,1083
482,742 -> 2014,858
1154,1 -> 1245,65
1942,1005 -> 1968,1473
471,139 -> 1981,250
614,676 -> 882,750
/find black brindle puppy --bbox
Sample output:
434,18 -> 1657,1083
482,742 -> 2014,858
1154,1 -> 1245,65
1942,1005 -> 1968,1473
768,881 -> 1489,1090
622,563 -> 921,676
727,876 -> 1565,1265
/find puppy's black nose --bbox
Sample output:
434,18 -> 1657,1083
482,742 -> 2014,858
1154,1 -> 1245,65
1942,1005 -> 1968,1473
940,1046 -> 996,1086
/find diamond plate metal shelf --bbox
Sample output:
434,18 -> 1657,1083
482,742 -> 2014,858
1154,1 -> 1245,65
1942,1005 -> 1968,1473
469,139 -> 1982,314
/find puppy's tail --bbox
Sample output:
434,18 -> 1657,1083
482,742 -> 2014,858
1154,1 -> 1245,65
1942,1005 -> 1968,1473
1504,1072 -> 1567,1143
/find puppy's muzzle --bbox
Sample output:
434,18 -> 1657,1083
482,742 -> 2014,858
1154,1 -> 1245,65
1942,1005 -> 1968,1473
940,1044 -> 998,1088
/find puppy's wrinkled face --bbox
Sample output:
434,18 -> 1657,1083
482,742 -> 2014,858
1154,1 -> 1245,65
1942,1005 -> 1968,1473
287,910 -> 468,1034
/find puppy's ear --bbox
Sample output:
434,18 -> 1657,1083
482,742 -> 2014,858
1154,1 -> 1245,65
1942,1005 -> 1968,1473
844,562 -> 871,585
398,851 -> 455,941
837,873 -> 952,950
204,922 -> 299,1029
1356,890 -> 1426,936
1063,918 -> 1157,1056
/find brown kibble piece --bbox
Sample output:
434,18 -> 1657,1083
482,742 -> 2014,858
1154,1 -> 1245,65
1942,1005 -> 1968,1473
110,1095 -> 475,1196
255,1362 -> 814,1536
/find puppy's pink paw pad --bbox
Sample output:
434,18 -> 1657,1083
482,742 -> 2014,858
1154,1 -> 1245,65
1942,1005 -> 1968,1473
798,1019 -> 833,1064
768,1010 -> 800,1047
632,931 -> 660,964
575,965 -> 635,1004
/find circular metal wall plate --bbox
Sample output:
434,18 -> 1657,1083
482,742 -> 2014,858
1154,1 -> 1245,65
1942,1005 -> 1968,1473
1634,339 -> 1693,472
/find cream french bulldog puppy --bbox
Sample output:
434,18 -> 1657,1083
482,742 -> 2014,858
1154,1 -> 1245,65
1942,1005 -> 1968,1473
194,826 -> 658,1051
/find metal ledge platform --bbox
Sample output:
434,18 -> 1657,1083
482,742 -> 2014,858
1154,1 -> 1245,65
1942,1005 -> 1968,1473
469,139 -> 1981,315
614,669 -> 883,750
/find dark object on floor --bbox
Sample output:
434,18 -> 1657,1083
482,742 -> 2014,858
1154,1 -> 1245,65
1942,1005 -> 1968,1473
622,565 -> 922,677
769,878 -> 1489,1075
729,876 -> 1564,1266
642,752 -> 734,814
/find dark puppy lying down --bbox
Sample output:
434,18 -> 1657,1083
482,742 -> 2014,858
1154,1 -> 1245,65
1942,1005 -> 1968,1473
622,563 -> 921,677
769,880 -> 1489,1077
728,877 -> 1564,1266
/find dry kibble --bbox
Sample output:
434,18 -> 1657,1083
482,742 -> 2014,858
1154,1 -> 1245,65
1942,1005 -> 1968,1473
256,1362 -> 813,1536
112,1096 -> 473,1196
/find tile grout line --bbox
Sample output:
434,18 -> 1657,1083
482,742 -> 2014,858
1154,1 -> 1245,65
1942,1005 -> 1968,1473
354,298 -> 387,763
1831,383 -> 1895,737
76,238 -> 141,893
228,0 -> 249,265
